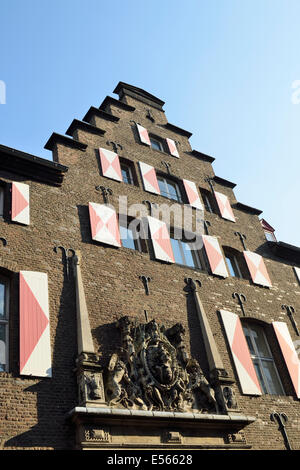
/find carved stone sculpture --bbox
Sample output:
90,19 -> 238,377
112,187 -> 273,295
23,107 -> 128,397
104,316 -> 220,413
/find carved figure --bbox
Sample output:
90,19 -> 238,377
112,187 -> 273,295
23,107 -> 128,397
104,317 -> 219,414
85,373 -> 103,400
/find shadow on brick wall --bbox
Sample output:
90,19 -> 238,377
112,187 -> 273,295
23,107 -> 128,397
5,267 -> 78,450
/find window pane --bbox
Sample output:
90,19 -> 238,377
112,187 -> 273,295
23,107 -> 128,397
251,326 -> 271,358
265,231 -> 276,242
243,326 -> 256,355
120,225 -> 136,250
157,178 -> 168,198
253,359 -> 268,394
0,324 -> 6,372
181,242 -> 199,268
121,166 -> 132,184
261,360 -> 284,395
167,181 -> 181,202
0,283 -> 5,318
170,238 -> 184,265
150,138 -> 162,151
225,256 -> 236,277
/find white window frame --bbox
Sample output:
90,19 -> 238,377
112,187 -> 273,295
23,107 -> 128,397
242,322 -> 285,395
0,275 -> 9,372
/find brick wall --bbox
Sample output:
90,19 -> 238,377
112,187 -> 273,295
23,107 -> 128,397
0,84 -> 299,449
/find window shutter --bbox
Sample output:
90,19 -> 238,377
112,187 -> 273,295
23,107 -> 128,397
166,138 -> 179,158
11,182 -> 30,225
214,191 -> 235,222
183,179 -> 204,210
273,321 -> 300,398
136,123 -> 151,146
202,235 -> 228,277
19,271 -> 52,377
220,310 -> 262,395
139,162 -> 160,195
89,202 -> 121,247
243,251 -> 272,287
294,267 -> 300,284
99,148 -> 123,182
147,216 -> 174,263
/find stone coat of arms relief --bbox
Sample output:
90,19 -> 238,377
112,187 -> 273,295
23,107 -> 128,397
104,316 -> 220,413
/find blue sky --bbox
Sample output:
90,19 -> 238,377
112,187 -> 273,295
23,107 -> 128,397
0,0 -> 299,246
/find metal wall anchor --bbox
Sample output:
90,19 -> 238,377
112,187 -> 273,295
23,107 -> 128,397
282,304 -> 299,336
270,412 -> 292,450
139,275 -> 152,295
184,277 -> 202,292
161,161 -> 171,175
232,292 -> 247,316
95,185 -> 113,204
106,141 -> 122,154
146,109 -> 155,122
0,237 -> 7,246
204,176 -> 215,192
204,220 -> 211,235
234,231 -> 247,251
144,309 -> 149,322
54,246 -> 76,279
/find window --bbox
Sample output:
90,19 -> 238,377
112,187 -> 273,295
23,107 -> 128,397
225,253 -> 242,278
242,322 -> 284,395
119,218 -> 142,252
150,136 -> 164,152
0,276 -> 9,372
121,163 -> 134,185
223,247 -> 248,279
119,158 -> 138,186
199,188 -> 216,214
157,175 -> 183,203
170,234 -> 206,270
0,187 -> 4,218
265,231 -> 276,242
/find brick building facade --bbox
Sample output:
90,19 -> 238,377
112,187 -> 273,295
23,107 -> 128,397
0,82 -> 300,450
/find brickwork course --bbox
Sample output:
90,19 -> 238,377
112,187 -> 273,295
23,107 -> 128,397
0,82 -> 300,450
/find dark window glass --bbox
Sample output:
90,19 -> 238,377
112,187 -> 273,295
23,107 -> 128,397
150,137 -> 163,151
121,164 -> 133,185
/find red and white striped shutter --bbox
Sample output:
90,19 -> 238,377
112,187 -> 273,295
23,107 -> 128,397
294,267 -> 300,284
166,138 -> 180,158
147,216 -> 174,263
11,182 -> 30,225
183,179 -> 204,210
139,162 -> 160,195
99,148 -> 123,182
214,191 -> 235,222
19,271 -> 51,377
243,251 -> 272,287
220,310 -> 262,395
136,123 -> 151,146
89,202 -> 121,247
202,235 -> 228,277
273,321 -> 300,398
